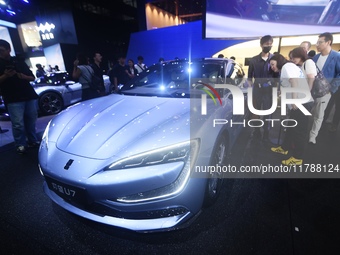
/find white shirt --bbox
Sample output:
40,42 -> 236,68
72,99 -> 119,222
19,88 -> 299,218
134,63 -> 147,73
280,62 -> 313,108
301,59 -> 317,78
316,54 -> 329,70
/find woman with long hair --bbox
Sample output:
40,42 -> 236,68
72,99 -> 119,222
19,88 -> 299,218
269,53 -> 313,165
125,59 -> 138,80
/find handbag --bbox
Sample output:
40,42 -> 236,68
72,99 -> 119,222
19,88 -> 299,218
311,65 -> 331,99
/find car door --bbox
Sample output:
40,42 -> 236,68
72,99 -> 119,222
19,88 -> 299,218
63,81 -> 82,105
56,73 -> 82,105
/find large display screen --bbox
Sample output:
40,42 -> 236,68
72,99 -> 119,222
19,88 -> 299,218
204,0 -> 340,39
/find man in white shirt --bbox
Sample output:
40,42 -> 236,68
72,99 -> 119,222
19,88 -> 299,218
134,56 -> 147,74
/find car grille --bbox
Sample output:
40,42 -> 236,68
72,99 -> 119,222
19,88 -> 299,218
74,201 -> 189,220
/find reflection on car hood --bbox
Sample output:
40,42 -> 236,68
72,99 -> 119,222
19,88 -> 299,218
55,94 -> 191,160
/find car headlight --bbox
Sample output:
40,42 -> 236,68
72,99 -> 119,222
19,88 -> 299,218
107,140 -> 197,170
40,120 -> 51,150
106,139 -> 200,203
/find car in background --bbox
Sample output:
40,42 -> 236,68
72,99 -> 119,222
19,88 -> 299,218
33,72 -> 111,115
0,71 -> 111,116
38,58 -> 248,232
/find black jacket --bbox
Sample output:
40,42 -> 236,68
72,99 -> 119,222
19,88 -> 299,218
0,57 -> 38,104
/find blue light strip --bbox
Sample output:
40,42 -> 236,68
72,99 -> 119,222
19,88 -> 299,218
0,19 -> 16,28
6,9 -> 16,16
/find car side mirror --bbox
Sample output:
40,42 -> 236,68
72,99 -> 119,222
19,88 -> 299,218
65,81 -> 75,88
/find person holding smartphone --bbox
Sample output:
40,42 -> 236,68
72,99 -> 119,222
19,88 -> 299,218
0,39 -> 39,154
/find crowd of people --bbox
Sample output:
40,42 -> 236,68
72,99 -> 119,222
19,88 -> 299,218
35,51 -> 165,100
35,53 -> 150,102
247,33 -> 340,166
72,53 -> 149,100
35,64 -> 61,78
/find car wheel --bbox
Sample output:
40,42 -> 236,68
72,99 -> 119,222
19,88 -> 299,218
203,133 -> 228,207
38,92 -> 64,115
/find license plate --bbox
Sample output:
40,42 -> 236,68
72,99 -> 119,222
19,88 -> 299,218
45,176 -> 87,204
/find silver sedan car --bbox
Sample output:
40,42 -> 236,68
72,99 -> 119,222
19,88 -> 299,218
0,72 -> 111,116
38,58 -> 247,232
33,72 -> 111,115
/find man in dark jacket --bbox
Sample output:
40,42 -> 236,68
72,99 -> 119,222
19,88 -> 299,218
90,52 -> 105,96
247,35 -> 276,141
0,39 -> 39,154
109,56 -> 129,92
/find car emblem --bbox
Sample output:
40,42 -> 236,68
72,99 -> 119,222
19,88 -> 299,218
64,159 -> 74,170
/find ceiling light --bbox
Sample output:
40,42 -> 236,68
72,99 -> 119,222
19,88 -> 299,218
6,9 -> 16,16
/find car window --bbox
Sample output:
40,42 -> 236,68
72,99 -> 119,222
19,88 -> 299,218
121,60 -> 239,98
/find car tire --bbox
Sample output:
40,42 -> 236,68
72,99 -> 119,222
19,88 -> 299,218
38,92 -> 64,115
203,133 -> 228,207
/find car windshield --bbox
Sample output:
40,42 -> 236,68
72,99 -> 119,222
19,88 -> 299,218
120,60 -> 233,98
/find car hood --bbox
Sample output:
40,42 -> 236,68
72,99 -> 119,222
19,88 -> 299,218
53,95 -> 192,160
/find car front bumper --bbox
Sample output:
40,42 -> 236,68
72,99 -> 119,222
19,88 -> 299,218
43,181 -> 197,232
